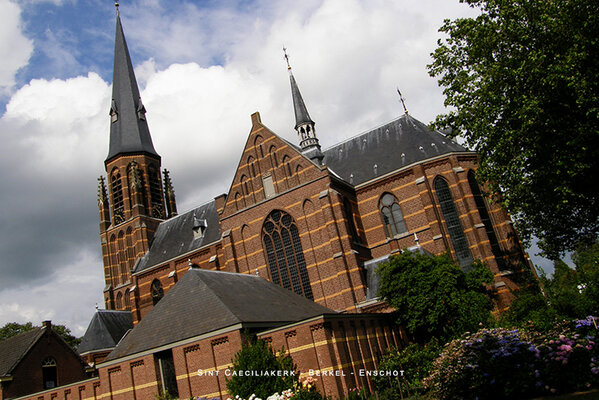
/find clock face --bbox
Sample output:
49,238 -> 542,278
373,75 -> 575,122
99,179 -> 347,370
153,204 -> 165,219
114,209 -> 125,224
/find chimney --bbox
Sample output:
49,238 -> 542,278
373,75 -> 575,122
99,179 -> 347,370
42,320 -> 52,329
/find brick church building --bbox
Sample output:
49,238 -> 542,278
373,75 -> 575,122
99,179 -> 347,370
16,7 -> 530,400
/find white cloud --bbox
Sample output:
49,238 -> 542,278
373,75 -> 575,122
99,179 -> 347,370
4,72 -> 110,173
0,0 -> 33,94
0,247 -> 103,336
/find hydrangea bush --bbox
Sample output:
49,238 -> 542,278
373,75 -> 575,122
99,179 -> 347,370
424,319 -> 599,399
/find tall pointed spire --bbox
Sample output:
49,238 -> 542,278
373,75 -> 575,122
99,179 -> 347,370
106,9 -> 159,164
284,47 -> 324,165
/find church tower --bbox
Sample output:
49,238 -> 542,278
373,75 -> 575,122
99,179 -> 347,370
98,7 -> 177,311
284,49 -> 324,164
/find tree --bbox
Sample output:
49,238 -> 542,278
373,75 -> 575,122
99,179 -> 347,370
502,240 -> 599,328
377,252 -> 494,343
0,322 -> 81,349
428,0 -> 599,258
226,335 -> 297,399
0,322 -> 34,341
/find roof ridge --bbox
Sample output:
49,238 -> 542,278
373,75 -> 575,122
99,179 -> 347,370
323,114 -> 410,151
192,268 -> 261,278
162,199 -> 216,221
192,270 -> 250,324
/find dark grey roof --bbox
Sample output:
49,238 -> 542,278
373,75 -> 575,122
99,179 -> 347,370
134,201 -> 221,273
289,72 -> 314,130
106,13 -> 159,163
77,310 -> 133,355
0,327 -> 44,376
105,269 -> 333,361
323,114 -> 471,186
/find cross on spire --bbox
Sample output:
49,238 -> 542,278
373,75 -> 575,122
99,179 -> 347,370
397,87 -> 409,115
283,46 -> 291,70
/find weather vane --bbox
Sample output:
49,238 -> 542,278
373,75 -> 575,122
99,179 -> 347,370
397,87 -> 409,115
115,1 -> 119,15
283,46 -> 291,70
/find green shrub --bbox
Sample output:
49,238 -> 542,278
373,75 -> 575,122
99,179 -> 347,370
372,341 -> 440,399
225,336 -> 297,399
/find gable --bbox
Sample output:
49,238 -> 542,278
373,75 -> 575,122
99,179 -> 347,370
220,112 -> 325,219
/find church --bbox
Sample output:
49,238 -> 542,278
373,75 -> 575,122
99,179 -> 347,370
13,7 -> 530,400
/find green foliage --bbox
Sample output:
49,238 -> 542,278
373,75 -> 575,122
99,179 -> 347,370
502,242 -> 599,329
153,390 -> 178,400
372,341 -> 441,399
0,322 -> 34,341
377,252 -> 494,343
499,287 -> 558,332
0,321 -> 81,349
226,336 -> 297,399
428,0 -> 599,258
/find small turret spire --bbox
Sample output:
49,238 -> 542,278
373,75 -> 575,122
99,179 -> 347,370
163,169 -> 178,218
284,47 -> 323,165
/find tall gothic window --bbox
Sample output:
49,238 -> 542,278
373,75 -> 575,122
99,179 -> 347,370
468,171 -> 506,270
434,176 -> 473,268
124,289 -> 131,310
151,279 -> 164,306
379,193 -> 407,237
111,169 -> 124,224
262,210 -> 313,299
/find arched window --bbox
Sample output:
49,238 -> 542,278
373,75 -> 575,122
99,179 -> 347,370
234,192 -> 244,211
282,155 -> 291,177
42,357 -> 57,389
269,145 -> 278,169
124,289 -> 131,310
118,231 -> 126,282
109,235 -> 119,286
468,171 -> 506,270
247,156 -> 256,176
434,177 -> 473,267
116,292 -> 123,310
111,169 -> 124,224
151,279 -> 164,306
379,193 -> 407,237
126,227 -> 134,270
262,210 -> 313,299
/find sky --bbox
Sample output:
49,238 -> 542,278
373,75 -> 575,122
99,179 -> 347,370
0,0 -> 555,337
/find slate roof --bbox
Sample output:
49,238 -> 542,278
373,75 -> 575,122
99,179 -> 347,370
77,310 -> 133,355
134,201 -> 221,273
323,113 -> 471,186
0,327 -> 45,377
106,13 -> 158,163
105,269 -> 334,361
